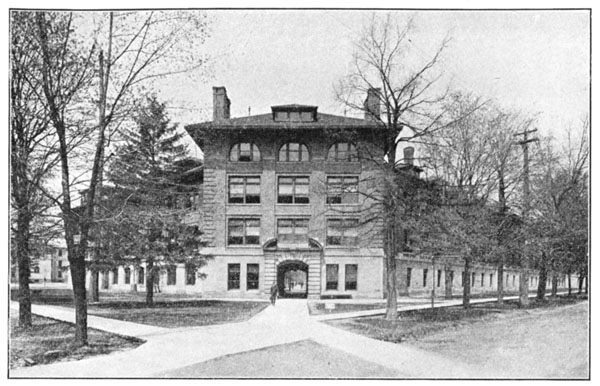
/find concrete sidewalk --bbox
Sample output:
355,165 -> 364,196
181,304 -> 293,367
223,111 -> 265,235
9,292 -> 569,378
9,302 -> 168,338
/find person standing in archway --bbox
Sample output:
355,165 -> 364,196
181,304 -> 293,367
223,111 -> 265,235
270,281 -> 278,305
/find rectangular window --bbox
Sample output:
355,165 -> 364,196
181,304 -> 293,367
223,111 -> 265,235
449,271 -> 454,286
228,264 -> 240,290
112,268 -> 119,285
506,274 -> 509,286
326,176 -> 359,204
102,271 -> 109,289
326,218 -> 359,246
345,264 -> 358,290
138,267 -> 145,285
125,267 -> 131,284
513,275 -> 516,286
247,264 -> 259,290
490,274 -> 494,287
423,269 -> 428,287
277,218 -> 309,244
407,267 -> 412,287
228,176 -> 260,204
186,264 -> 196,286
228,218 -> 260,245
58,250 -> 62,257
326,264 -> 339,290
277,176 -> 309,204
167,265 -> 177,286
437,270 -> 442,287
275,111 -> 288,121
481,273 -> 485,287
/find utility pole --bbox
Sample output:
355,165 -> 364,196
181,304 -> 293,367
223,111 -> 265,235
514,128 -> 538,307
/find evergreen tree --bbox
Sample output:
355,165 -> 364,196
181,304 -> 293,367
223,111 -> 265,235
106,95 -> 208,305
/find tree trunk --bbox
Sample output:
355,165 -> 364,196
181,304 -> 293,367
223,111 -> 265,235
537,252 -> 547,300
68,252 -> 88,345
146,259 -> 154,306
551,273 -> 558,297
462,258 -> 471,308
567,271 -> 572,295
578,272 -> 583,294
383,203 -> 398,319
90,269 -> 99,302
497,263 -> 504,307
16,211 -> 32,328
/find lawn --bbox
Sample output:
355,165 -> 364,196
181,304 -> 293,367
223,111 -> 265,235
326,295 -> 584,343
85,299 -> 269,328
9,310 -> 143,369
326,295 -> 589,378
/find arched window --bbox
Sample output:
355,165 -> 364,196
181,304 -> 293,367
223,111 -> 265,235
230,143 -> 260,162
279,143 -> 309,162
328,142 -> 358,162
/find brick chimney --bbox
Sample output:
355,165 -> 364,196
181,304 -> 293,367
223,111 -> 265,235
403,146 -> 415,165
213,86 -> 230,121
364,87 -> 381,121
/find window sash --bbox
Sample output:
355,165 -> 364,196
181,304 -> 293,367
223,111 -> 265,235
138,267 -> 145,285
167,266 -> 177,286
277,218 -> 309,243
327,176 -> 358,204
345,264 -> 358,290
229,176 -> 260,204
230,143 -> 260,162
228,264 -> 240,290
247,264 -> 259,290
277,176 -> 310,204
186,265 -> 196,285
125,268 -> 131,284
228,219 -> 261,245
326,264 -> 339,290
326,218 -> 358,246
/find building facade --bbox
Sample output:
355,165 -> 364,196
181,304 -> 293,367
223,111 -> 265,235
77,87 -> 571,299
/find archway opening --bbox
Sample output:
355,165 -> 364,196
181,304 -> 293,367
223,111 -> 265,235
277,260 -> 308,298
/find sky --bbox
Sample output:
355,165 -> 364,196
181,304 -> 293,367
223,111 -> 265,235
153,9 -> 590,158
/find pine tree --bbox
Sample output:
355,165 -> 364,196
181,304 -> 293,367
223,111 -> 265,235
105,95 -> 208,305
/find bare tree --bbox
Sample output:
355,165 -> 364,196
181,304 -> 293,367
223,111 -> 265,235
334,14 -> 468,319
33,10 -> 209,344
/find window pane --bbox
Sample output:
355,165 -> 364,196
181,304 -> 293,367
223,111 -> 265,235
326,264 -> 339,290
300,144 -> 309,161
247,264 -> 259,290
230,144 -> 239,161
138,267 -> 145,285
289,149 -> 299,162
228,264 -> 240,290
300,112 -> 313,121
186,265 -> 196,285
275,111 -> 287,121
125,268 -> 131,284
328,144 -> 336,160
295,183 -> 309,196
289,143 -> 299,152
279,145 -> 288,161
345,264 -> 358,290
289,112 -> 301,121
252,144 -> 260,161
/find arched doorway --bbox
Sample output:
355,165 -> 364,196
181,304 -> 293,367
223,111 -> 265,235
277,260 -> 308,298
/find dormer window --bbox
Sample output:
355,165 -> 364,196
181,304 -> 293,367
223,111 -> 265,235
272,105 -> 317,122
230,143 -> 260,162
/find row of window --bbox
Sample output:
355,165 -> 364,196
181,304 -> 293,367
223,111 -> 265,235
101,265 -> 198,289
227,263 -> 260,290
227,218 -> 359,246
225,263 -> 359,292
229,142 -> 358,162
405,268 -> 535,288
228,176 -> 359,205
326,264 -> 358,291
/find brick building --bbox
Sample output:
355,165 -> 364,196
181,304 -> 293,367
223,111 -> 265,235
185,87 -> 387,299
81,86 -> 569,299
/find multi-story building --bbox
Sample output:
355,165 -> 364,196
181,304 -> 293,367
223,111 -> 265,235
185,87 -> 387,299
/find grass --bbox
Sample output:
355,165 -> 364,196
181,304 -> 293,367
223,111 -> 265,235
26,290 -> 269,328
85,300 -> 269,328
9,311 -> 143,369
326,295 -> 585,344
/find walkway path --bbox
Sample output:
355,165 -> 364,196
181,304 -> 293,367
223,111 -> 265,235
9,293 -> 566,378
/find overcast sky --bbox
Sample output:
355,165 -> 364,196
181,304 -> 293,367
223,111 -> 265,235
157,10 -> 589,157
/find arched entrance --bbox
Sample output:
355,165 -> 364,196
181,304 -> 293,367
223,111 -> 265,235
277,260 -> 308,298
